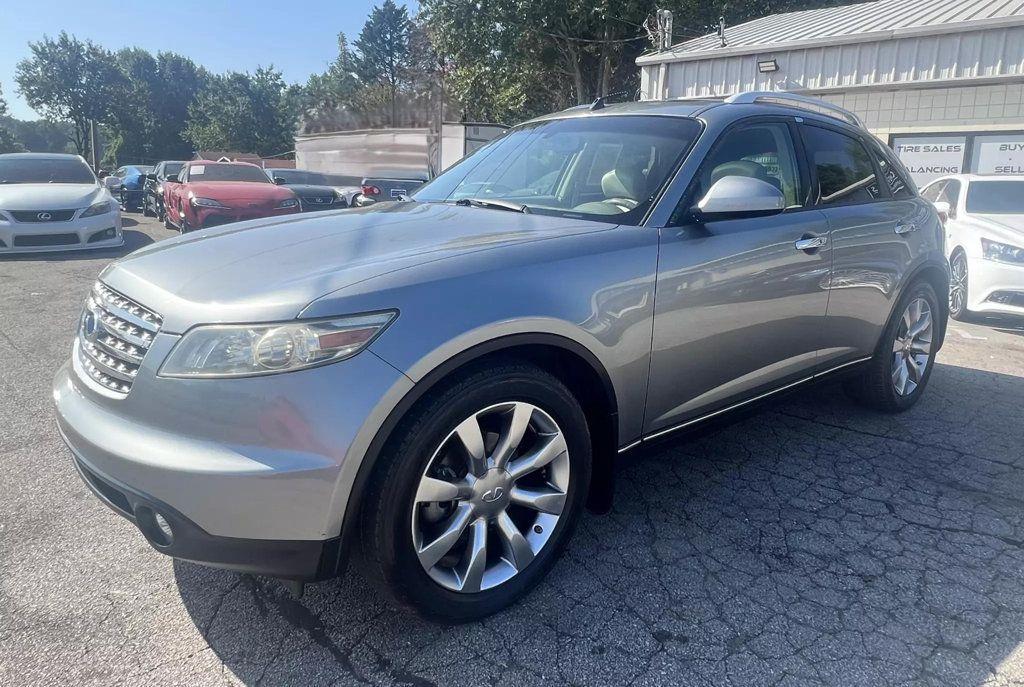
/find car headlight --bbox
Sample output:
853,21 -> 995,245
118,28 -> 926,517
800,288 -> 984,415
276,198 -> 299,209
81,200 -> 116,217
981,238 -> 1024,264
159,312 -> 397,378
189,195 -> 228,208
155,184 -> 163,194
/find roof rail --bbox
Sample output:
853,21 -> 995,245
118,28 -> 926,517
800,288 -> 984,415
725,91 -> 864,128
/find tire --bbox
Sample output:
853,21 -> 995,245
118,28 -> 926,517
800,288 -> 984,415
141,195 -> 153,217
949,250 -> 970,321
359,361 -> 592,622
844,280 -> 940,413
163,212 -> 175,231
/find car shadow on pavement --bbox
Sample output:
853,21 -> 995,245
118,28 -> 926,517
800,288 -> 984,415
175,362 -> 1024,686
0,229 -> 154,262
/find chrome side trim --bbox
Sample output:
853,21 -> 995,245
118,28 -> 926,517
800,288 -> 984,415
618,356 -> 872,452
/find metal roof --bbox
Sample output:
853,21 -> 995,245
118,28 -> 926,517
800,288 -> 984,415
638,0 -> 1024,64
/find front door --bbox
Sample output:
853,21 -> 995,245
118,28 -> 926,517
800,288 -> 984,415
644,119 -> 833,435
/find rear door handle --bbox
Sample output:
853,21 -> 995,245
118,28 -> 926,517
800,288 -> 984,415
895,222 -> 918,234
794,235 -> 828,251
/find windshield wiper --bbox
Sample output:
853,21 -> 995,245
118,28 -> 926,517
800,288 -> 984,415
453,197 -> 530,214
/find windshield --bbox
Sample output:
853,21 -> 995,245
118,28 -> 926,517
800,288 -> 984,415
0,157 -> 96,185
965,180 -> 1024,214
413,115 -> 701,224
270,169 -> 360,186
189,164 -> 270,183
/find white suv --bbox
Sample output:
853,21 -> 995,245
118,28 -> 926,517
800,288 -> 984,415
922,174 -> 1024,319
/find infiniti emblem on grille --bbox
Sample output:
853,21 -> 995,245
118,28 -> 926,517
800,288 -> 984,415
481,487 -> 505,503
37,212 -> 52,221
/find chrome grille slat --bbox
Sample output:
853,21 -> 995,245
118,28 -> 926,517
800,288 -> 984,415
76,282 -> 163,396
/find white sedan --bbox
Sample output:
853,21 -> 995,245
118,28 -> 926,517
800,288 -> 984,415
0,153 -> 123,254
921,174 -> 1024,320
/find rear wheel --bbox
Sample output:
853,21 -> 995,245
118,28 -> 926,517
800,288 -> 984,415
844,280 -> 939,412
359,362 -> 591,622
949,250 -> 970,321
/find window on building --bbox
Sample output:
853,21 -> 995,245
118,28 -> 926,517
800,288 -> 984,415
802,125 -> 881,206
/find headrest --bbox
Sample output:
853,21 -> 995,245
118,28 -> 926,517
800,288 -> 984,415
710,160 -> 770,185
602,167 -> 642,201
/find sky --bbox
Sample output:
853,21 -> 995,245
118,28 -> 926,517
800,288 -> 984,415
0,0 -> 417,120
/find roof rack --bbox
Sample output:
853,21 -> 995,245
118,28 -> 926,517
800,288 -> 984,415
724,91 -> 864,128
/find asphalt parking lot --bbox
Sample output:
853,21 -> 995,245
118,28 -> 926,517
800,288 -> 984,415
2,214 -> 1024,687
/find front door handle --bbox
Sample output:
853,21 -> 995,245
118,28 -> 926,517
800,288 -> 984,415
894,222 -> 918,234
794,235 -> 828,251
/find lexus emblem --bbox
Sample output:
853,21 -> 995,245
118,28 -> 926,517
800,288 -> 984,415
81,310 -> 97,340
37,212 -> 52,221
481,487 -> 505,503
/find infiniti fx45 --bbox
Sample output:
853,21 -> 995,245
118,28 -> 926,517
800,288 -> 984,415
54,93 -> 949,622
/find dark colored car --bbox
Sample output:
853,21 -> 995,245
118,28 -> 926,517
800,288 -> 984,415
112,165 -> 154,211
141,161 -> 185,221
163,160 -> 299,231
266,168 -> 361,211
355,174 -> 429,206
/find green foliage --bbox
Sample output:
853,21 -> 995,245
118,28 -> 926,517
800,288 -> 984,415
423,0 -> 858,124
183,67 -> 299,157
15,32 -> 126,158
0,83 -> 25,153
354,0 -> 415,125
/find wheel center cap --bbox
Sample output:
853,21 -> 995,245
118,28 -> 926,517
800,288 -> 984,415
472,468 -> 511,516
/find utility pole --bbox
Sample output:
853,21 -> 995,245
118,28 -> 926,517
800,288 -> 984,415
88,119 -> 98,172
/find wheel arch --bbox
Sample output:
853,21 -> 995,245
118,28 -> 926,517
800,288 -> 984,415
326,333 -> 620,578
883,259 -> 950,353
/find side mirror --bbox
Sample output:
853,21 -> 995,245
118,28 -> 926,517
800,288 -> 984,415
145,173 -> 158,181
273,176 -> 286,185
693,176 -> 786,221
102,176 -> 123,190
932,200 -> 951,222
164,177 -> 179,185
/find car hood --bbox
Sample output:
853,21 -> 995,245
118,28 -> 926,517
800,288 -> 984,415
100,201 -> 611,332
0,183 -> 104,210
285,184 -> 339,196
971,214 -> 1024,242
185,181 -> 294,202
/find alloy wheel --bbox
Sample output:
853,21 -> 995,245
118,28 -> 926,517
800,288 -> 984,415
949,252 -> 968,317
891,297 -> 933,396
411,401 -> 570,593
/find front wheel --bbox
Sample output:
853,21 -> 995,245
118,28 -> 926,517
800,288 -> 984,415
359,363 -> 591,622
949,251 -> 970,321
844,280 -> 940,412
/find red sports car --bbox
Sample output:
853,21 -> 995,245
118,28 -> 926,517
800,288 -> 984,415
163,160 -> 300,232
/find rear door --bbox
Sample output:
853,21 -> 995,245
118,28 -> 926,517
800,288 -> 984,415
645,118 -> 833,435
799,122 -> 926,365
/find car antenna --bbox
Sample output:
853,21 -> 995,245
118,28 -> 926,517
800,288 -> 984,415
590,90 -> 633,111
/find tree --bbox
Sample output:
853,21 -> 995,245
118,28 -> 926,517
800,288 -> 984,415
15,32 -> 126,159
184,67 -> 298,156
0,83 -> 24,153
354,0 -> 413,126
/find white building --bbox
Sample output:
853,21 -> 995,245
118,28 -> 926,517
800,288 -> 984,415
637,0 -> 1024,186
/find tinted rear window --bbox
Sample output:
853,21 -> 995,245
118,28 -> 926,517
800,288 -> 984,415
802,126 -> 880,205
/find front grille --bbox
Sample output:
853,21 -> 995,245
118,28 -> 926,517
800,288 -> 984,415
76,282 -> 163,395
13,233 -> 79,247
302,195 -> 334,205
9,209 -> 76,222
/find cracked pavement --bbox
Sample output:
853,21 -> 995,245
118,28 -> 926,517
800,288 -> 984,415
2,216 -> 1024,686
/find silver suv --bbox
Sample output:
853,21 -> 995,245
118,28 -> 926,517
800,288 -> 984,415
54,92 -> 948,622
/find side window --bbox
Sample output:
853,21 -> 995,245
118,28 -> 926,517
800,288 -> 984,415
802,125 -> 881,206
940,180 -> 961,212
691,122 -> 804,209
920,180 -> 946,202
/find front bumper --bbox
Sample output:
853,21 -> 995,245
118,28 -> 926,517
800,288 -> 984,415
968,256 -> 1024,316
0,211 -> 123,254
53,336 -> 413,578
192,204 -> 300,228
